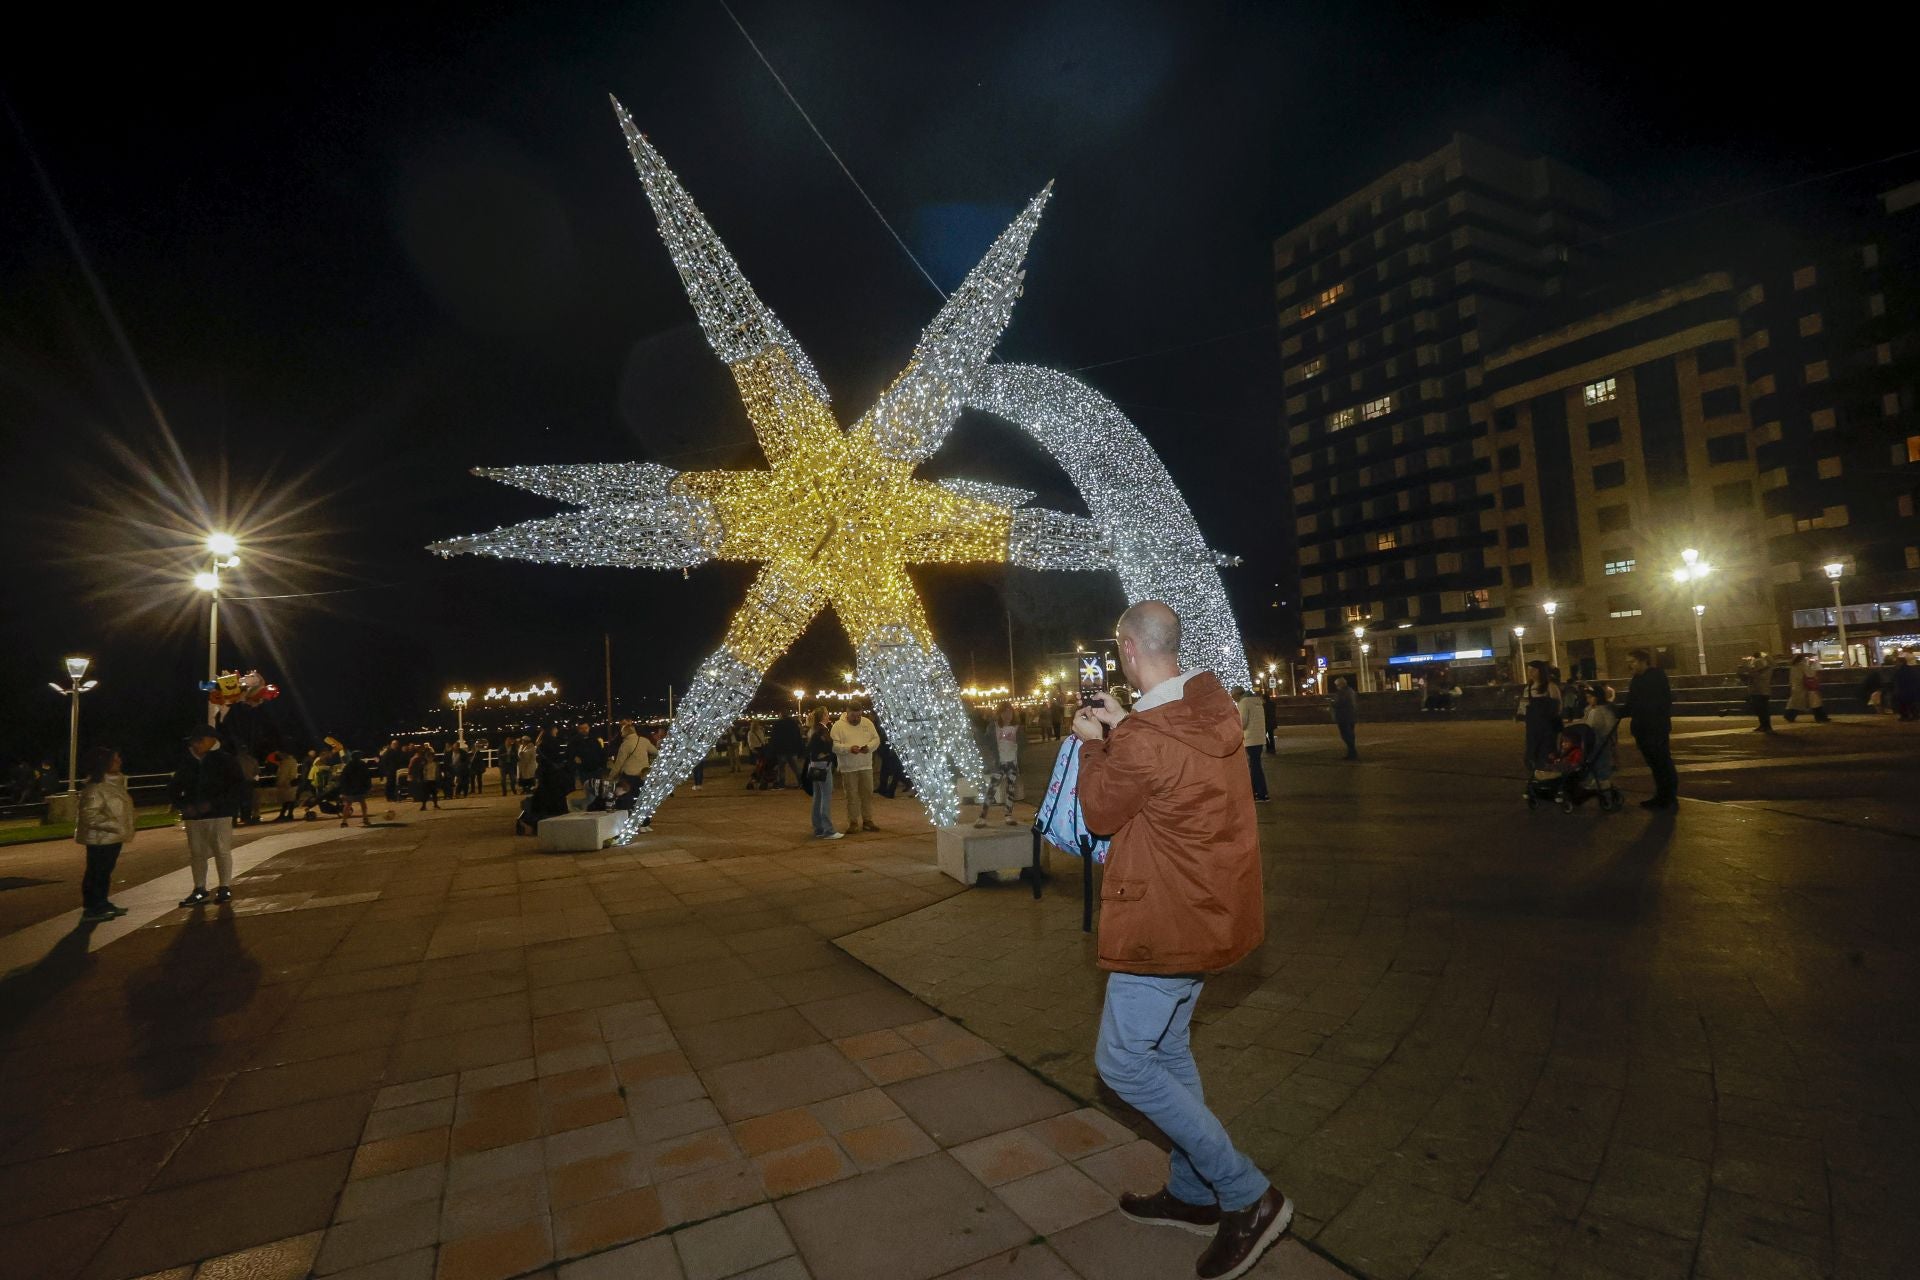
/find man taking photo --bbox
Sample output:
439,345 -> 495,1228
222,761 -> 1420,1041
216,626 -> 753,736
1074,600 -> 1290,1280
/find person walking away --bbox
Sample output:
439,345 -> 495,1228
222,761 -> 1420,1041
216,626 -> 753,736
1893,653 -> 1920,721
1331,675 -> 1358,759
376,740 -> 402,801
1521,661 -> 1564,775
1261,691 -> 1278,754
410,746 -> 441,810
831,706 -> 881,832
272,750 -> 300,820
610,720 -> 653,810
516,736 -> 539,793
1740,654 -> 1774,733
975,701 -> 1022,827
447,741 -> 469,798
337,751 -> 374,827
75,746 -> 134,921
234,744 -> 262,825
1234,687 -> 1269,803
803,708 -> 841,839
1619,648 -> 1677,809
1048,695 -> 1064,741
469,737 -> 490,795
572,723 -> 609,806
1784,653 -> 1828,723
171,727 -> 246,906
1073,601 -> 1291,1279
770,713 -> 805,789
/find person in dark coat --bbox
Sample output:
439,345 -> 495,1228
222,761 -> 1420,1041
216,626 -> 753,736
1330,676 -> 1358,760
1619,647 -> 1677,809
1892,654 -> 1920,721
1521,661 -> 1564,774
170,726 -> 248,906
769,714 -> 805,789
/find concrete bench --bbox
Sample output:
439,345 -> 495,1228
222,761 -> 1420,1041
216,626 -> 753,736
538,810 -> 622,853
936,824 -> 1044,886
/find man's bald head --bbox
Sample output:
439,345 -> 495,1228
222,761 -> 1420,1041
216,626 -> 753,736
1117,601 -> 1182,656
1116,601 -> 1183,691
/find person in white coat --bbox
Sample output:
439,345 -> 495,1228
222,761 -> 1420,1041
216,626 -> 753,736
74,746 -> 135,921
1784,653 -> 1829,724
1235,687 -> 1270,803
609,720 -> 655,810
830,707 -> 882,832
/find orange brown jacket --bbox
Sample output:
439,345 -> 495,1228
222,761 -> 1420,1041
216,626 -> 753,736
1077,671 -> 1264,974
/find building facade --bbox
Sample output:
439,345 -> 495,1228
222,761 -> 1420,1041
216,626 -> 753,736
1276,135 -> 1614,685
1479,274 -> 1781,679
1741,182 -> 1920,664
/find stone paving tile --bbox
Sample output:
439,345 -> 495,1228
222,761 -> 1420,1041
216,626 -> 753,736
775,1152 -> 1033,1280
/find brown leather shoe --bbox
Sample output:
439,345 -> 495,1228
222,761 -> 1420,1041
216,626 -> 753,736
1118,1187 -> 1220,1236
1196,1186 -> 1293,1280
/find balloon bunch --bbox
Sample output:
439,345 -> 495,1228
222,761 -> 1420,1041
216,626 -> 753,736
201,669 -> 281,707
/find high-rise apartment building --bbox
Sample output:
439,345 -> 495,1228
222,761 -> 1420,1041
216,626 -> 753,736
1741,182 -> 1920,662
1276,135 -> 1614,682
1479,274 -> 1781,678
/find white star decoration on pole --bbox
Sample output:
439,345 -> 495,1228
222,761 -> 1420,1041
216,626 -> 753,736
433,96 -> 1248,833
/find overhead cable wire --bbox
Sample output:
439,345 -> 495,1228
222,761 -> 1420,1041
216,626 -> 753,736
714,0 -> 948,299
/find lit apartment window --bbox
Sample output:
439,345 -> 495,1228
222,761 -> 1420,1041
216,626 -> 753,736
1908,547 -> 1920,570
1902,494 -> 1916,517
1320,283 -> 1347,308
1817,457 -> 1843,479
1877,343 -> 1893,366
1343,604 -> 1367,622
1792,265 -> 1817,289
1361,395 -> 1393,420
1805,361 -> 1830,384
1798,313 -> 1823,336
1884,392 -> 1902,417
1794,512 -> 1829,532
1376,530 -> 1398,551
1328,407 -> 1357,431
1907,435 -> 1920,463
1583,376 -> 1617,406
1603,558 -> 1637,576
1302,356 -> 1324,377
1608,599 -> 1644,619
1468,589 -> 1490,608
1811,409 -> 1836,431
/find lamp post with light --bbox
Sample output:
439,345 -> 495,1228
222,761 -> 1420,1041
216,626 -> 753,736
1512,625 -> 1527,677
1672,548 -> 1713,675
1542,601 -> 1559,674
448,690 -> 472,745
193,532 -> 242,725
1824,562 -> 1850,665
1352,625 -> 1368,692
48,657 -> 99,801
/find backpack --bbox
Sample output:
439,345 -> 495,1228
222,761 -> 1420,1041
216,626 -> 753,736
1031,739 -> 1111,864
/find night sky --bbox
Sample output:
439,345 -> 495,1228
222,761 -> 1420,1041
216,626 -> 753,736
2,2 -> 1910,768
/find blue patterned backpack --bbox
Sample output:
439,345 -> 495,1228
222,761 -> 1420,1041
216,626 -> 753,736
1031,738 -> 1111,864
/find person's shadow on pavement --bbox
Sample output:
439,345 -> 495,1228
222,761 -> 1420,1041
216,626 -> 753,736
124,908 -> 262,1097
0,920 -> 101,1048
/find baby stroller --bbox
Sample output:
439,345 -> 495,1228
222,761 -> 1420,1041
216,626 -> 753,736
1525,721 -> 1623,813
744,745 -> 782,791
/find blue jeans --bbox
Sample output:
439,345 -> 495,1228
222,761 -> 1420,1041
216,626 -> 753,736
1244,746 -> 1268,800
810,770 -> 835,836
1095,973 -> 1268,1211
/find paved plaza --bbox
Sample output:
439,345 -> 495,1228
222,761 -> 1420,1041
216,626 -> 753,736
0,716 -> 1915,1280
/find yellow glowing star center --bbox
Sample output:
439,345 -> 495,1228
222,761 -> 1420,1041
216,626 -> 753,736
672,351 -> 1011,671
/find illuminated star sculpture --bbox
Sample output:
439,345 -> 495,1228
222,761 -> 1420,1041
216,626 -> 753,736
433,97 -> 1247,831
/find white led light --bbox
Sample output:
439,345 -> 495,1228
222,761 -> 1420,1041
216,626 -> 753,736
431,101 -> 1249,834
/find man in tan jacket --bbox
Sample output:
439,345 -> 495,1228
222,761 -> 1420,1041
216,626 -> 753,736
1076,601 -> 1289,1280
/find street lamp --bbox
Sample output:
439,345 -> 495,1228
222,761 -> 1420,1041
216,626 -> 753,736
1352,624 -> 1368,692
48,657 -> 99,798
1542,601 -> 1559,673
1672,548 -> 1713,675
1824,562 -> 1849,665
448,690 -> 472,744
1512,625 -> 1528,675
195,532 -> 242,725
